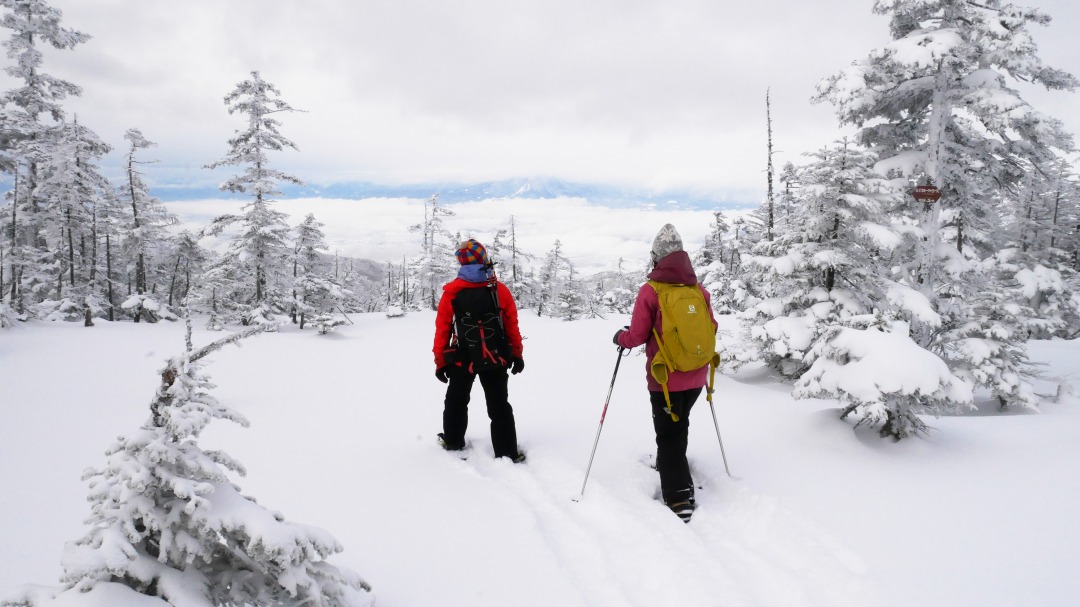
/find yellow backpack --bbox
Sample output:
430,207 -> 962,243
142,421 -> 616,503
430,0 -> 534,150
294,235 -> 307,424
647,281 -> 721,421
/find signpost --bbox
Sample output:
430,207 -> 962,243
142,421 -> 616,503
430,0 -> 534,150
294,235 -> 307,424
912,185 -> 941,203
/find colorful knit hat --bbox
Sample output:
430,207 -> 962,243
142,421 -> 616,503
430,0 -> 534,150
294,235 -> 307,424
455,239 -> 489,265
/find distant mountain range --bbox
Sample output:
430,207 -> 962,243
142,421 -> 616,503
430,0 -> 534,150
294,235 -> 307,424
151,176 -> 758,211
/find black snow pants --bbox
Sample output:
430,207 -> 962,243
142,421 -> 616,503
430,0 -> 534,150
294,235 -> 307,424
649,387 -> 703,504
442,364 -> 520,458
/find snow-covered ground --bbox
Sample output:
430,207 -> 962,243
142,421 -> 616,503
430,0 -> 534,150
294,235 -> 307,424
2,311 -> 1078,606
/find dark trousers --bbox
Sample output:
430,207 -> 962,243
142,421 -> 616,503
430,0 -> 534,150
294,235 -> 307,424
649,387 -> 702,504
443,364 -> 519,458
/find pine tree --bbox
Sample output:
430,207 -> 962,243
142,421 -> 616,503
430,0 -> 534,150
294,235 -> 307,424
49,320 -> 375,607
407,194 -> 456,310
205,71 -> 302,324
815,0 -> 1077,298
694,211 -> 736,314
739,139 -> 931,380
34,116 -> 113,321
291,213 -> 349,330
813,0 -> 1078,413
120,128 -> 176,322
556,259 -> 585,321
165,230 -> 209,310
490,215 -> 536,306
599,257 -> 639,314
0,0 -> 89,313
794,319 -> 973,439
536,239 -> 566,317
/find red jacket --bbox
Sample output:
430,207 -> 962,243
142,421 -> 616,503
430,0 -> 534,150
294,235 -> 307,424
433,278 -> 523,369
615,250 -> 717,392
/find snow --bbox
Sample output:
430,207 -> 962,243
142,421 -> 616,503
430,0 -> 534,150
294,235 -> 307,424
794,322 -> 972,405
1015,265 -> 1063,301
3,313 -> 1078,606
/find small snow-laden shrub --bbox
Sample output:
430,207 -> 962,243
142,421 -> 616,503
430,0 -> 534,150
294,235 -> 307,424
9,321 -> 376,607
0,299 -> 16,328
204,312 -> 225,332
600,286 -> 636,315
1013,263 -> 1080,339
934,264 -> 1043,412
240,303 -> 279,331
312,314 -> 348,334
941,306 -> 1042,412
794,321 -> 974,439
385,305 -> 406,318
121,293 -> 172,323
34,298 -> 83,322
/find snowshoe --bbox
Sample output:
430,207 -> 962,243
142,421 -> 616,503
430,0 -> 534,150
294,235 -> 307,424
667,499 -> 696,523
437,433 -> 469,456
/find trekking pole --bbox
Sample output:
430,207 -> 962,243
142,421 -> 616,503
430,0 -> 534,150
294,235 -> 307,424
576,346 -> 628,500
707,399 -> 732,477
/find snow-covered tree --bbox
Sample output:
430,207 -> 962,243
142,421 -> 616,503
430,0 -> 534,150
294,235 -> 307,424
737,139 -> 929,377
815,0 -> 1077,298
290,213 -> 349,329
598,257 -> 639,314
120,128 -> 176,322
812,0 -> 1078,414
0,0 -> 89,314
694,211 -> 736,314
490,214 -> 534,302
165,230 -> 208,310
555,259 -> 585,321
31,319 -> 376,607
536,239 -> 568,317
794,320 -> 973,439
204,71 -> 302,324
407,194 -> 456,310
34,116 -> 113,321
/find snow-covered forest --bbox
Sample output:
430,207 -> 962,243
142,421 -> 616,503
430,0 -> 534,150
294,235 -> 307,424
2,0 -> 1079,606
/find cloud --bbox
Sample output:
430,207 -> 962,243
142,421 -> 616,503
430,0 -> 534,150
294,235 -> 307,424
10,0 -> 1080,199
167,195 -> 727,276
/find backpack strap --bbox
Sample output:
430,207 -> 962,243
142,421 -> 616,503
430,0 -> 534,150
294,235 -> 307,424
485,263 -> 507,336
651,327 -> 680,422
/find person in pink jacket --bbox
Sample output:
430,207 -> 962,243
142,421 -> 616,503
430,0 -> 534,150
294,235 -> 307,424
613,224 -> 717,522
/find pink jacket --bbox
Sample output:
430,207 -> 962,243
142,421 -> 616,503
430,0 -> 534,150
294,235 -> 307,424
615,250 -> 717,392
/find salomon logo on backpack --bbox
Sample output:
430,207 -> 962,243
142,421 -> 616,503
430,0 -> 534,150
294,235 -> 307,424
451,287 -> 510,373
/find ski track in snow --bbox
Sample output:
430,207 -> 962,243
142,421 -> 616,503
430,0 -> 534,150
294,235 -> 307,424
427,433 -> 879,607
13,311 -> 1079,605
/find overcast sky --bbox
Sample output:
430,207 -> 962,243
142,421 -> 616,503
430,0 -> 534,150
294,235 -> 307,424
7,0 -> 1080,204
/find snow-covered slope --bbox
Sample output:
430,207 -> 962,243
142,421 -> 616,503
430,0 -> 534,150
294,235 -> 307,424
1,313 -> 1077,606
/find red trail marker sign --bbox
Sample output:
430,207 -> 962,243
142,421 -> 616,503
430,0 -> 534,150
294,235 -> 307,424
913,185 -> 941,203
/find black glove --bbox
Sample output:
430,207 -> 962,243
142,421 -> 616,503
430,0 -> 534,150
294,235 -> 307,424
613,326 -> 628,347
511,357 -> 525,375
435,366 -> 450,383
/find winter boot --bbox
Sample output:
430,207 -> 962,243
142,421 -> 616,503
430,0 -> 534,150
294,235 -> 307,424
438,433 -> 466,451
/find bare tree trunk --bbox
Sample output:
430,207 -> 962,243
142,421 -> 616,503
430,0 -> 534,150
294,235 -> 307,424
66,210 -> 76,287
765,88 -> 775,242
106,234 -> 115,321
168,254 -> 182,307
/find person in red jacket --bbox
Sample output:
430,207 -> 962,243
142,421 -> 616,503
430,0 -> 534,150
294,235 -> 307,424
613,224 -> 717,522
433,239 -> 525,462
